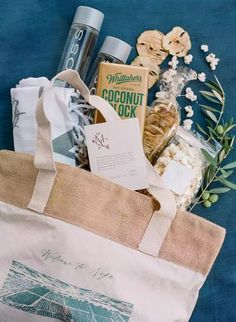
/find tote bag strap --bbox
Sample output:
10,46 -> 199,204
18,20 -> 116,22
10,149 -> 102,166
27,69 -> 177,256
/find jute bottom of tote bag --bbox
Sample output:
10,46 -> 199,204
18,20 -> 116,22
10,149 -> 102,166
0,70 -> 225,322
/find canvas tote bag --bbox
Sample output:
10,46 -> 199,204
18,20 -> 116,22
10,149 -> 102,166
0,70 -> 225,322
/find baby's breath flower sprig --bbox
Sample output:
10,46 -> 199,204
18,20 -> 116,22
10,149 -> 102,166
190,75 -> 236,210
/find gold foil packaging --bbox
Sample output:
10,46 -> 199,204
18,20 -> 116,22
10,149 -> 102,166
95,62 -> 149,135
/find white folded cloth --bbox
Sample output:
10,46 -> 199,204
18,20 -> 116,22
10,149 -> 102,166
11,77 -> 75,165
16,77 -> 50,88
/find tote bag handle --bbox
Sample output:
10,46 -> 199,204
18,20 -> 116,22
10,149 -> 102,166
27,69 -> 177,256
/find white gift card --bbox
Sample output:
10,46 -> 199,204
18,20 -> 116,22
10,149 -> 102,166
85,118 -> 148,190
161,160 -> 195,195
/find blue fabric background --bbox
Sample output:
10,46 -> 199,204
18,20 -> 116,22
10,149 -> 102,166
0,0 -> 236,320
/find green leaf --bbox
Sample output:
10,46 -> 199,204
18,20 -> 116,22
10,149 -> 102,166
230,135 -> 235,145
201,93 -> 222,104
204,167 -> 211,184
219,178 -> 236,190
214,75 -> 224,94
212,90 -> 224,104
229,117 -> 234,125
196,123 -> 208,136
205,83 -> 222,95
222,161 -> 236,169
224,139 -> 232,153
199,104 -> 220,113
200,90 -> 216,97
207,126 -> 218,136
204,165 -> 215,184
207,127 -> 220,140
219,168 -> 228,176
215,170 -> 234,180
201,149 -> 217,168
224,169 -> 233,178
218,149 -> 226,162
208,187 -> 231,194
209,80 -> 224,94
206,119 -> 214,128
224,124 -> 236,134
201,86 -> 224,104
202,109 -> 218,123
208,131 -> 215,140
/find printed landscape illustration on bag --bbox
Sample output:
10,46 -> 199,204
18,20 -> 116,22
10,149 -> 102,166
0,261 -> 133,322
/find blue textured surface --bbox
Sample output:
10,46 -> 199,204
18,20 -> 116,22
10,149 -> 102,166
0,0 -> 236,320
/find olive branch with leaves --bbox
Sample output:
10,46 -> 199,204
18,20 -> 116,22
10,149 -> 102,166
189,76 -> 236,211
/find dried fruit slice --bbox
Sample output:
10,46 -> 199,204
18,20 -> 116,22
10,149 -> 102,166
136,30 -> 168,65
131,56 -> 160,89
162,26 -> 191,57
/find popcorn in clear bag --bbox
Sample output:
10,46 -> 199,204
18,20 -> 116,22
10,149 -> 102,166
154,126 -> 220,210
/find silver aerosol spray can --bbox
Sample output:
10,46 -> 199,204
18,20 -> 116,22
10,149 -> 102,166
57,6 -> 104,81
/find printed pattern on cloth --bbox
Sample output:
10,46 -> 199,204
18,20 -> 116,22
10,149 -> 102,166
12,97 -> 25,129
0,261 -> 133,322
